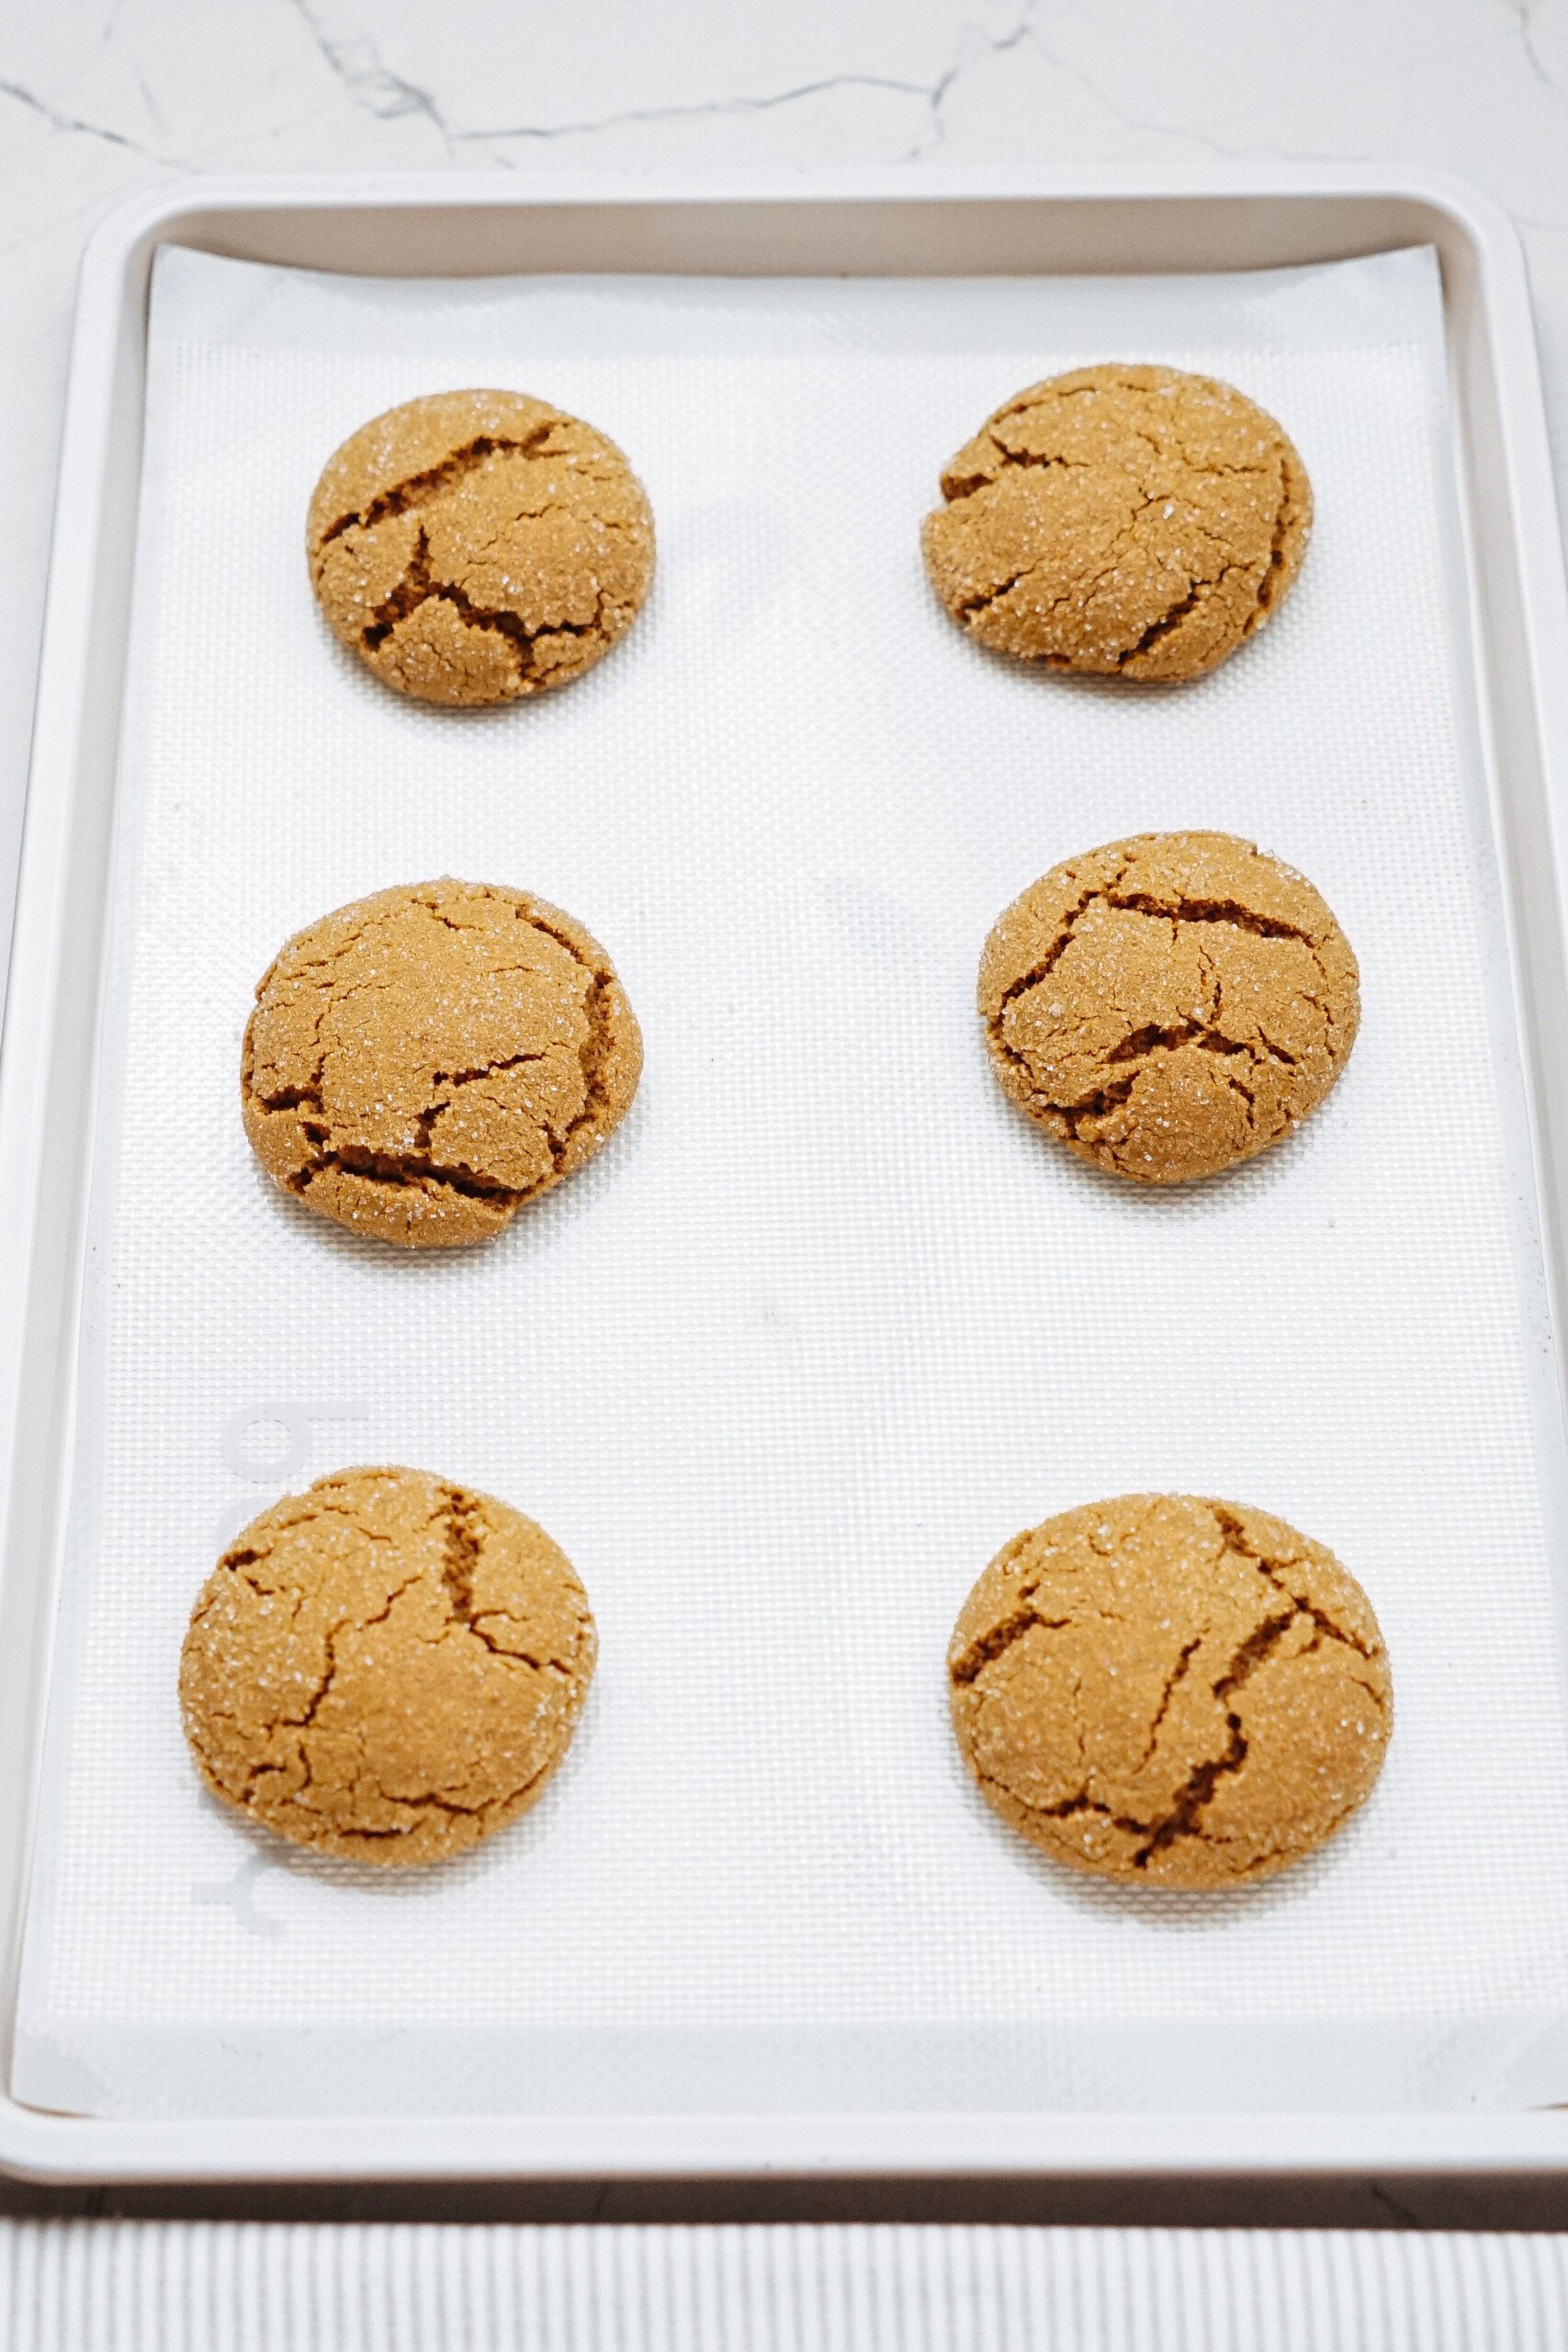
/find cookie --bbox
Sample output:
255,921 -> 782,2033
242,878 -> 641,1249
921,364 -> 1311,682
948,1494 -> 1391,1889
307,389 -> 655,706
180,1467 -> 596,1867
979,831 -> 1358,1185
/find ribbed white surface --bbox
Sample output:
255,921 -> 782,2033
4,2223 -> 1568,2350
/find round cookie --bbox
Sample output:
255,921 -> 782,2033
242,878 -> 642,1248
180,1467 -> 597,1867
948,1494 -> 1391,1888
979,831 -> 1358,1185
307,389 -> 655,706
921,363 -> 1311,682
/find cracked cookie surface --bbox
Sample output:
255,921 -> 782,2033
242,878 -> 642,1248
921,364 -> 1311,682
979,831 -> 1358,1185
179,1466 -> 597,1867
308,389 -> 655,706
949,1494 -> 1391,1889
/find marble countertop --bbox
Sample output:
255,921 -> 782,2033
2,0 -> 1566,966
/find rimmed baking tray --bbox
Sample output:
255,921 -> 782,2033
5,166 -> 1568,2188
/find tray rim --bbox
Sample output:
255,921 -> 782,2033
5,161 -> 1568,2188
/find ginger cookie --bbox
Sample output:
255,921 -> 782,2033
180,1467 -> 597,1867
242,878 -> 641,1249
979,831 -> 1358,1185
948,1494 -> 1391,1889
307,389 -> 655,706
921,364 -> 1311,682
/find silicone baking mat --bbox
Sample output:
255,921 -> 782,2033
15,243 -> 1568,2119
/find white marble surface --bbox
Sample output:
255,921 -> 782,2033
2,0 -> 1568,970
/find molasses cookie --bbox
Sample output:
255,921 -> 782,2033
243,878 -> 641,1247
948,1493 -> 1391,1888
308,390 -> 655,705
180,1467 -> 597,1867
979,831 -> 1358,1184
922,364 -> 1311,682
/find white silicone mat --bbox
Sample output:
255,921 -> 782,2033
15,243 -> 1568,2120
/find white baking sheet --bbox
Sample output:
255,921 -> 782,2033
14,241 -> 1568,2120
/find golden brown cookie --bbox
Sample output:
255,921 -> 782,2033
307,389 -> 655,706
242,878 -> 642,1249
979,831 -> 1358,1185
949,1494 -> 1391,1889
921,364 -> 1311,682
180,1467 -> 597,1867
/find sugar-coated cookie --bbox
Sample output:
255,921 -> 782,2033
180,1467 -> 596,1867
308,389 -> 654,705
242,878 -> 641,1248
948,1493 -> 1391,1888
922,364 -> 1311,682
979,831 -> 1357,1184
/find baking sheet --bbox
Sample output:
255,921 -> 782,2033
15,241 -> 1568,2120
